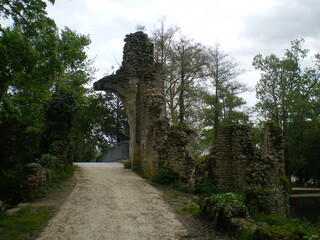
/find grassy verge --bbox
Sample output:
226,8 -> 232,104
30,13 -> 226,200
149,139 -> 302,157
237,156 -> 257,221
0,206 -> 55,240
0,163 -> 76,240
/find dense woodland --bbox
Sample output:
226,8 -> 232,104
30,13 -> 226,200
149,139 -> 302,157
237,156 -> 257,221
0,1 -> 319,202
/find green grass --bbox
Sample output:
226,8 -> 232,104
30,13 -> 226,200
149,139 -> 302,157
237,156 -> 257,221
181,233 -> 198,238
0,206 -> 55,240
162,193 -> 181,202
176,203 -> 200,216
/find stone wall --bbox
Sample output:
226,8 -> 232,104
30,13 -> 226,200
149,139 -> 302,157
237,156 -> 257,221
20,163 -> 47,201
245,122 -> 287,216
200,123 -> 287,216
155,125 -> 196,185
209,125 -> 254,194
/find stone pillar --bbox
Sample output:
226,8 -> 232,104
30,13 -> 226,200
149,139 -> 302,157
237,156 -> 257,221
205,123 -> 287,216
257,122 -> 287,216
210,125 -> 254,194
93,32 -> 165,176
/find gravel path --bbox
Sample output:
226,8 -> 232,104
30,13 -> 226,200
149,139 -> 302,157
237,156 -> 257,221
36,162 -> 188,240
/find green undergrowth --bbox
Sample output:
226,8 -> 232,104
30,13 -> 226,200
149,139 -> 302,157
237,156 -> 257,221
199,192 -> 248,227
229,215 -> 320,240
181,233 -> 198,238
254,215 -> 320,240
176,202 -> 200,216
145,165 -> 320,240
123,160 -> 131,169
0,206 -> 55,240
36,162 -> 76,199
153,166 -> 179,185
194,180 -> 220,195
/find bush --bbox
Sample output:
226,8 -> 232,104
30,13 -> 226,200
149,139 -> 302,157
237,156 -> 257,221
177,203 -> 200,216
36,154 -> 64,184
123,161 -> 131,169
36,154 -> 63,170
194,180 -> 220,195
153,166 -> 179,185
172,180 -> 192,192
200,192 -> 248,227
252,215 -> 320,240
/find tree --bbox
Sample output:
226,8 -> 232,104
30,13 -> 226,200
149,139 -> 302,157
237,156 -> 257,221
151,18 -> 179,76
0,0 -> 59,202
151,18 -> 179,116
0,0 -> 102,201
151,21 -> 208,125
253,38 -> 320,180
166,37 -> 207,125
203,44 -> 248,141
57,26 -> 92,90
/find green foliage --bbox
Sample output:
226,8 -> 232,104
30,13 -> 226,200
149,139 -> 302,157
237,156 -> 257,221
35,153 -> 68,186
89,92 -> 129,153
253,38 -> 320,181
123,161 -> 132,169
35,154 -> 62,170
252,215 -> 320,240
0,0 -> 113,204
232,228 -> 255,240
0,206 -> 55,240
181,233 -> 198,238
194,180 -> 220,195
176,203 -> 200,216
200,193 -> 248,226
36,163 -> 75,199
41,89 -> 79,163
172,180 -> 191,192
154,166 -> 179,185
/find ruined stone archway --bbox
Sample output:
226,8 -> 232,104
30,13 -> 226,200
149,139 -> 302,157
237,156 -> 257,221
93,32 -> 166,176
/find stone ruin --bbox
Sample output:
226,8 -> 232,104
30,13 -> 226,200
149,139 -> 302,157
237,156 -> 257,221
94,32 -> 195,181
197,123 -> 288,216
93,32 -> 287,215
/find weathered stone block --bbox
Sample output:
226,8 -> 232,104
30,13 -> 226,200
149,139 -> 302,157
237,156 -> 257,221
20,163 -> 47,201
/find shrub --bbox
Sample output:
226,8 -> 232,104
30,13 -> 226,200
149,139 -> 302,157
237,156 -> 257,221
252,215 -> 320,240
200,192 -> 248,227
194,180 -> 220,195
123,161 -> 131,169
154,166 -> 178,185
172,180 -> 191,192
36,154 -> 64,184
36,154 -> 63,170
177,203 -> 200,216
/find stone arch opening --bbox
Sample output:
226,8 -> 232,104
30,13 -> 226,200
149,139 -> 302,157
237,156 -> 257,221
94,32 -> 165,175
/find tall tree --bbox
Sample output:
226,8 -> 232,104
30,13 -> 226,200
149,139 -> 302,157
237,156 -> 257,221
86,92 -> 129,153
151,19 -> 179,117
253,38 -> 320,179
41,27 -> 95,163
167,37 -> 207,125
0,0 -> 59,201
203,44 -> 247,140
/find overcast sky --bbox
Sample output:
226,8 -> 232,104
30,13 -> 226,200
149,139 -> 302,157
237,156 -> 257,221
47,0 -> 320,106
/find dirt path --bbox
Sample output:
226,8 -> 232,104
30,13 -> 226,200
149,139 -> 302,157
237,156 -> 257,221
36,162 -> 189,240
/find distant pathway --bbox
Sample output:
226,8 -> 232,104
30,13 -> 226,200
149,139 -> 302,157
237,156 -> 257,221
36,162 -> 187,240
